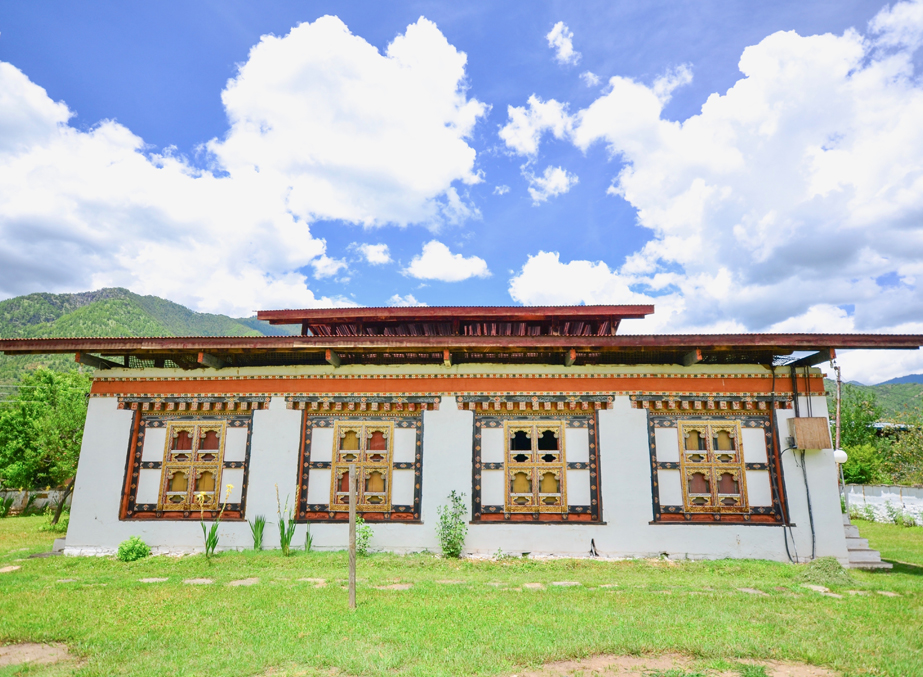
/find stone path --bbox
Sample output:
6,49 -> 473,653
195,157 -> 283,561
182,578 -> 213,585
228,578 -> 259,587
297,578 -> 326,587
0,643 -> 70,668
374,583 -> 413,590
0,565 -> 21,574
523,583 -> 545,590
738,587 -> 768,596
550,581 -> 581,587
139,578 -> 168,583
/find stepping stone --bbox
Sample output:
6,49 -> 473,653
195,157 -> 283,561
486,582 -> 506,587
139,578 -> 168,583
846,590 -> 868,596
877,591 -> 899,597
182,578 -> 213,585
436,579 -> 465,584
56,579 -> 77,583
297,578 -> 326,587
821,592 -> 844,599
774,586 -> 788,592
523,583 -> 545,590
801,584 -> 829,593
598,584 -> 619,588
374,583 -> 412,590
0,566 -> 21,574
738,587 -> 768,596
228,578 -> 259,587
551,581 -> 581,587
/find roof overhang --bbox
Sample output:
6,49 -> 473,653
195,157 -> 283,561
1,332 -> 920,370
256,304 -> 655,337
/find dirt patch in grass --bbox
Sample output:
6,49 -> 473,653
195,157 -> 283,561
0,642 -> 71,667
514,653 -> 838,676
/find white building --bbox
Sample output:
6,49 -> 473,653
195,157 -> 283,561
3,305 -> 917,566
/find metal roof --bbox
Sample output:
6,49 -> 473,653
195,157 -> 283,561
1,331 -> 920,370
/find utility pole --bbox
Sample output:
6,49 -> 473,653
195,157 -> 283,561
835,364 -> 850,522
348,463 -> 357,609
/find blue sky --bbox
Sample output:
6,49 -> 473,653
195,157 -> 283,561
1,1 -> 923,381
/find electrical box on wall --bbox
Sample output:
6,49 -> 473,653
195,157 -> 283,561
788,417 -> 832,450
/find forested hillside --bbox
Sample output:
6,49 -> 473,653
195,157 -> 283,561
826,379 -> 923,420
0,288 -> 298,382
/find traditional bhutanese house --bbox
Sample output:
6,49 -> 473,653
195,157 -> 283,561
2,305 -> 920,564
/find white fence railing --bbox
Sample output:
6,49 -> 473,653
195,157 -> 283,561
845,484 -> 923,525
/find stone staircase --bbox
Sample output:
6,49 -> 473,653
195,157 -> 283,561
843,514 -> 892,570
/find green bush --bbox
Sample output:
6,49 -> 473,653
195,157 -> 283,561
117,536 -> 151,562
842,443 -> 886,484
355,516 -> 372,556
436,491 -> 467,558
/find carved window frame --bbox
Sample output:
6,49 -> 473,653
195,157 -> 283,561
159,421 -> 227,512
677,420 -> 748,513
648,412 -> 787,525
504,421 -> 567,514
329,421 -> 394,513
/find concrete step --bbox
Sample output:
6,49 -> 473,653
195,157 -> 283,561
846,560 -> 893,570
847,549 -> 885,563
842,520 -> 892,569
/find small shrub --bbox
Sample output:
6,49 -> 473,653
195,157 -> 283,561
355,516 -> 372,556
276,485 -> 296,556
436,491 -> 467,558
249,515 -> 266,551
197,485 -> 233,558
304,525 -> 313,552
0,495 -> 13,518
38,506 -> 69,533
798,556 -> 852,587
117,536 -> 151,562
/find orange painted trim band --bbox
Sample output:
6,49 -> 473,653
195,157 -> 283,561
90,374 -> 823,397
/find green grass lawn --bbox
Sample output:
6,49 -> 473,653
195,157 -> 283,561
1,518 -> 921,677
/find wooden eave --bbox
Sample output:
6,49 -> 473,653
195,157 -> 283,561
1,333 -> 921,370
256,304 -> 655,337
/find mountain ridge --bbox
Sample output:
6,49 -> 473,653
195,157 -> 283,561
0,288 -> 298,382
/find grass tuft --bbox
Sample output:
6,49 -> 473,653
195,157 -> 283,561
797,556 -> 852,587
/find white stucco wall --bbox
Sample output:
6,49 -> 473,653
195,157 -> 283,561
65,367 -> 847,563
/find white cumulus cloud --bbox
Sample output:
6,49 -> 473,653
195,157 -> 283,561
526,165 -> 579,204
546,22 -> 581,65
507,0 -> 923,384
580,71 -> 601,87
0,16 -> 486,315
499,95 -> 573,157
387,293 -> 428,306
354,243 -> 392,265
403,240 -> 491,282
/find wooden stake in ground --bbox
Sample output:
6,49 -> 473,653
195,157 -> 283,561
348,463 -> 356,610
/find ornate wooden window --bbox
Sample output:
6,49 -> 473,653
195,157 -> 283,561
159,421 -> 227,512
504,421 -> 567,514
678,420 -> 748,513
329,421 -> 394,512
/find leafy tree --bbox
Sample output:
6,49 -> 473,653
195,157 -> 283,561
0,368 -> 91,524
837,384 -> 883,449
882,409 -> 923,486
840,443 -> 886,484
